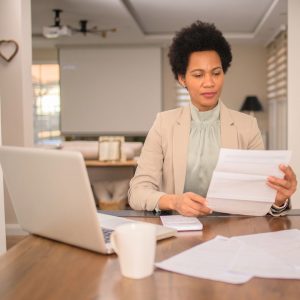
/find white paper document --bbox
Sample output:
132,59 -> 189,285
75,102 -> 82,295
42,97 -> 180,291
155,229 -> 300,284
155,236 -> 252,284
206,148 -> 291,216
160,215 -> 203,231
230,229 -> 300,278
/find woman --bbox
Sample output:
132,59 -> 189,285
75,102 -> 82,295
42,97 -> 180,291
128,21 -> 297,216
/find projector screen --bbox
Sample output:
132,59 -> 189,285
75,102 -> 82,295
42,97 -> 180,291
59,47 -> 162,136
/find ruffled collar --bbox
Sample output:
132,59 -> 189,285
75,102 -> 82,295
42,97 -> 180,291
190,101 -> 220,123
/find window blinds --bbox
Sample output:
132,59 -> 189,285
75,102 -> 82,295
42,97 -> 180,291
267,30 -> 287,150
175,82 -> 190,107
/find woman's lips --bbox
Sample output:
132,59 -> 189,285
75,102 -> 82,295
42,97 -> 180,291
201,92 -> 217,99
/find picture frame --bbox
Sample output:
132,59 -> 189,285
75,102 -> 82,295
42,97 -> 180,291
98,136 -> 125,162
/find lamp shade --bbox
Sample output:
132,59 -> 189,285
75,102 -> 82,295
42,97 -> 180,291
240,96 -> 263,112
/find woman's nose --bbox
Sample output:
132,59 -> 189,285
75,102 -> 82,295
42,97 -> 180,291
203,74 -> 214,87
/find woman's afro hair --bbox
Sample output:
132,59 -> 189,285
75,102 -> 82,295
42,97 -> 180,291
168,20 -> 232,79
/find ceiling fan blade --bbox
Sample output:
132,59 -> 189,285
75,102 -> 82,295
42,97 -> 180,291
95,27 -> 117,34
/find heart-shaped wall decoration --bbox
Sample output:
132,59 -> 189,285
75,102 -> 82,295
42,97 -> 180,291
0,40 -> 19,62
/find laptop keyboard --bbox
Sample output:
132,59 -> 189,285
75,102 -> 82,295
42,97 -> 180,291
102,228 -> 113,243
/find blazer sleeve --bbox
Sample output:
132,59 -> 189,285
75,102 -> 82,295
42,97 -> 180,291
247,117 -> 265,150
128,113 -> 166,211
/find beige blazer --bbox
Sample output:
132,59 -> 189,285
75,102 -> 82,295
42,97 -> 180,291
128,102 -> 264,211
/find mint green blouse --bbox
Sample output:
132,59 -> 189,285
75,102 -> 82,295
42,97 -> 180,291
184,102 -> 221,197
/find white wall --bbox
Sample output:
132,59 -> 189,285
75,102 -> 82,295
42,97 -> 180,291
288,0 -> 300,209
0,99 -> 6,253
222,44 -> 268,135
59,47 -> 162,135
0,0 -> 33,224
162,47 -> 177,111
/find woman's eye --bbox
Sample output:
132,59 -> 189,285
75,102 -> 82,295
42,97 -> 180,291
213,72 -> 221,76
193,74 -> 203,78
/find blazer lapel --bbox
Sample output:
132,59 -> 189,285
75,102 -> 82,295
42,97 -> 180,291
173,106 -> 191,194
220,102 -> 239,148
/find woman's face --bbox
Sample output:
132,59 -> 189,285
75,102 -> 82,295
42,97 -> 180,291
178,50 -> 224,111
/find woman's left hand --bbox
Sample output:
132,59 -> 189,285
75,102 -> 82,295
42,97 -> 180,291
267,164 -> 297,206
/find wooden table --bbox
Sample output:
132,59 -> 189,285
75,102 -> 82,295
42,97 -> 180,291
1,215 -> 300,300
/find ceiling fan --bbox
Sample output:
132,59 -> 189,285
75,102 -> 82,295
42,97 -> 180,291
42,9 -> 116,39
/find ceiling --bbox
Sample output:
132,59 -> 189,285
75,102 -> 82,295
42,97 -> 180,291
31,0 -> 287,48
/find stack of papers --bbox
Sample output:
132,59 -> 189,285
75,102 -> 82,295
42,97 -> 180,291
155,229 -> 300,284
207,149 -> 291,216
160,215 -> 203,231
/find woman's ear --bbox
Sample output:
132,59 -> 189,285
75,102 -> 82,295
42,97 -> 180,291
178,74 -> 186,88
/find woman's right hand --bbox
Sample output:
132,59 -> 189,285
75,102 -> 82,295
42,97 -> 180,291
159,192 -> 212,217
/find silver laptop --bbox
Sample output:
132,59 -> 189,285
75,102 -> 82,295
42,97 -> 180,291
0,146 -> 176,254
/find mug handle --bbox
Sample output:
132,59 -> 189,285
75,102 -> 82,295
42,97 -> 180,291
110,232 -> 119,254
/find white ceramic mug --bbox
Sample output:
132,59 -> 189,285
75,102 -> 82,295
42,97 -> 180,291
110,223 -> 157,279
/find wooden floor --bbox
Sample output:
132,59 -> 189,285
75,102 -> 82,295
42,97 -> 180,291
6,235 -> 27,250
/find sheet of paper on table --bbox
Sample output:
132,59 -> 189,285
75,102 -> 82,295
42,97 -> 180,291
155,229 -> 300,284
156,235 -> 252,284
229,229 -> 300,278
206,148 -> 291,216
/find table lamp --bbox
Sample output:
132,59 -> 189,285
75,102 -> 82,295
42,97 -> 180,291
240,95 -> 263,116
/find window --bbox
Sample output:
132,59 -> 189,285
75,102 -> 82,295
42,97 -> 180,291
32,64 -> 62,144
267,30 -> 287,150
